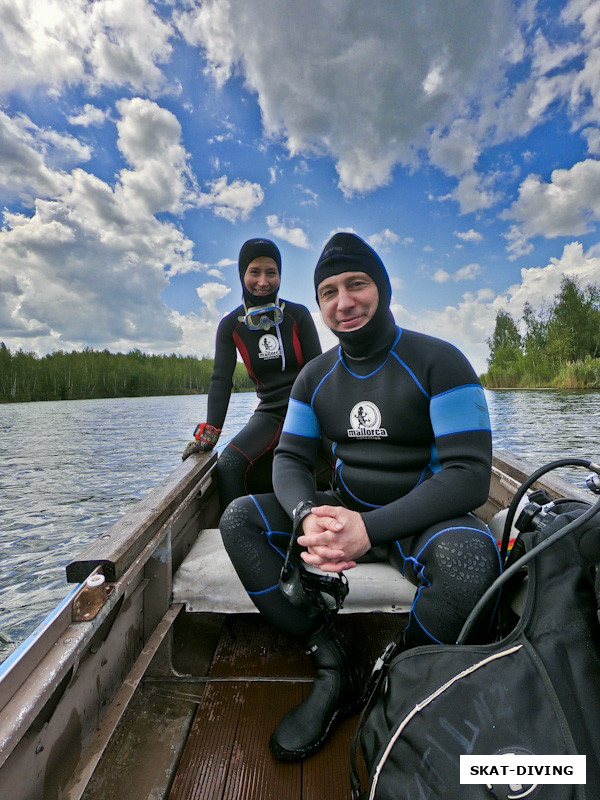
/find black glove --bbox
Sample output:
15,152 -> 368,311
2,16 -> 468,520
182,423 -> 220,461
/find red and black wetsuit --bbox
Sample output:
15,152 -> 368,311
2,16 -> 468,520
208,299 -> 322,507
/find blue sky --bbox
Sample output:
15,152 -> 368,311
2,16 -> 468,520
1,0 -> 600,375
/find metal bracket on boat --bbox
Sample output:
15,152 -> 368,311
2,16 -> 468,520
197,473 -> 213,497
72,568 -> 114,622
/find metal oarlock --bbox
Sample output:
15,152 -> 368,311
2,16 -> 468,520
72,571 -> 113,621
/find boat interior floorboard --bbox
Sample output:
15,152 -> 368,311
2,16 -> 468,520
169,613 -> 405,800
81,612 -> 406,800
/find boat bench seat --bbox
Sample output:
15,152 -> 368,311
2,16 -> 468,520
172,529 -> 416,614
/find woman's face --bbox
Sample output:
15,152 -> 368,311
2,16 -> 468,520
244,257 -> 280,297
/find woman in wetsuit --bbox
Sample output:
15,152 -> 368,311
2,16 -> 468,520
182,238 -> 323,509
220,232 -> 502,762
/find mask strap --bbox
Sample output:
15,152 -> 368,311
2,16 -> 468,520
276,324 -> 285,371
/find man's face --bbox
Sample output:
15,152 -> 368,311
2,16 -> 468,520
317,271 -> 379,332
244,257 -> 280,297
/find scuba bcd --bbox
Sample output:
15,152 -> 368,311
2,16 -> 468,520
352,455 -> 600,800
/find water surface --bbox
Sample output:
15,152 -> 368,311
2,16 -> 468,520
0,393 -> 258,658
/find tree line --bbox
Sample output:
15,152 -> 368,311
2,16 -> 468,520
0,345 -> 254,402
3,273 -> 598,401
481,275 -> 600,388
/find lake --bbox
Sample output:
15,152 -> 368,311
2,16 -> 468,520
1,389 -> 599,661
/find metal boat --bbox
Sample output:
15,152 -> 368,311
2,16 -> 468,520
0,449 -> 591,800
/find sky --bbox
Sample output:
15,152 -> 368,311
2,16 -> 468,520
1,0 -> 600,375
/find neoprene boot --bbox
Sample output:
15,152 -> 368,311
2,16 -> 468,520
269,624 -> 362,761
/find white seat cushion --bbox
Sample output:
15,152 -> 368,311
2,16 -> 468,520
172,529 -> 415,614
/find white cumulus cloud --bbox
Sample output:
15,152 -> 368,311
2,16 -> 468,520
197,175 -> 264,222
175,0 -> 521,196
196,281 -> 231,316
502,158 -> 600,257
266,215 -> 310,248
0,0 -> 173,95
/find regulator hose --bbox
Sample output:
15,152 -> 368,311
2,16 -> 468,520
499,457 -> 597,564
459,457 -> 600,645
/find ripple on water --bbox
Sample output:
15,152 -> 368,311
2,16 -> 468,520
0,393 -> 259,660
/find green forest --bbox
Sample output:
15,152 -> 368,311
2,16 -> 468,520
481,275 -> 600,388
2,272 -> 599,401
0,345 -> 254,402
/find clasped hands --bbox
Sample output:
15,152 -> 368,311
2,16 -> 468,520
297,505 -> 371,574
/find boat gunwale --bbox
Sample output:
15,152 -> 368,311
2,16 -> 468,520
0,452 -> 218,771
65,452 -> 217,584
491,448 -> 590,503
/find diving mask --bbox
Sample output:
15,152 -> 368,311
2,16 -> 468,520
278,500 -> 349,614
240,301 -> 285,331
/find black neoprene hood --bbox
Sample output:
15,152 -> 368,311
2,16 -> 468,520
238,237 -> 282,306
313,232 -> 396,358
238,238 -> 281,282
313,232 -> 391,306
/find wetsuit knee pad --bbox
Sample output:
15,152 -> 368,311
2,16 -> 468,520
219,495 -> 275,591
220,495 -> 255,545
421,527 -> 500,629
220,494 -> 304,610
217,444 -> 249,471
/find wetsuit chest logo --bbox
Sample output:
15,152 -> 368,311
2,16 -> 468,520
347,401 -> 388,439
258,333 -> 281,360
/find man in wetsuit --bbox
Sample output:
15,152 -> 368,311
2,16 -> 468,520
183,238 -> 323,508
220,232 -> 501,761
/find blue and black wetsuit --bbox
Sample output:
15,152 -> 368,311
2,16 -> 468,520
221,326 -> 501,646
208,299 -> 323,506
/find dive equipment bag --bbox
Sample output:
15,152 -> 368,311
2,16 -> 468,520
351,458 -> 600,800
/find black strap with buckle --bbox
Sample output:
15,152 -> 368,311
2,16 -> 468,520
279,501 -> 349,613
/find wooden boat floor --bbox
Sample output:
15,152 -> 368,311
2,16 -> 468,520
170,613 -> 406,800
84,611 -> 405,800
